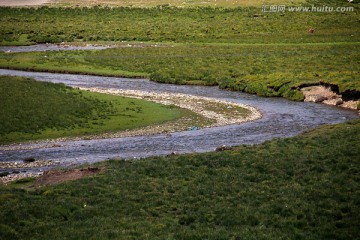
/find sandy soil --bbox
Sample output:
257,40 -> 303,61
0,0 -> 51,6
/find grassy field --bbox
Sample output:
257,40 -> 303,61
0,0 -> 359,239
1,43 -> 359,101
0,3 -> 359,101
0,76 -> 182,144
51,0 -> 307,8
0,118 -> 359,239
0,5 -> 359,45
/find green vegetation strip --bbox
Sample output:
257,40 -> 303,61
1,42 -> 359,100
52,0 -> 306,8
0,76 -> 182,144
0,4 -> 359,45
1,119 -> 359,239
0,2 -> 358,101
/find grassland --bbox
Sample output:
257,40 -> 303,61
0,3 -> 359,101
0,76 -> 182,144
1,118 -> 359,239
51,0 -> 307,8
1,43 -> 359,101
0,5 -> 359,45
0,0 -> 359,239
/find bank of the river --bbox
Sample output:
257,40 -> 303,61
0,69 -> 358,183
0,88 -> 261,151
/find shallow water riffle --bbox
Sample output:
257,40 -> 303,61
0,69 -> 358,175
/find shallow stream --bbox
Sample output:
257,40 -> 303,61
0,52 -> 358,174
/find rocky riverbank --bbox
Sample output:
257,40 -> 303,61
301,86 -> 359,114
0,160 -> 60,184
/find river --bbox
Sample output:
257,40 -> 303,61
0,67 -> 358,174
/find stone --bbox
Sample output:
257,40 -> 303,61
304,95 -> 327,103
23,157 -> 36,163
341,100 -> 359,110
0,172 -> 10,177
216,145 -> 233,152
323,98 -> 343,106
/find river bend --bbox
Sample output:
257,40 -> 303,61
0,69 -> 358,174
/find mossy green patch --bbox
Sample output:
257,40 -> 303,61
0,76 -> 181,144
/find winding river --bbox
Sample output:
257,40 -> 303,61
0,55 -> 358,174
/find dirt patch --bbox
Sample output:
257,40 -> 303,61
0,0 -> 51,6
35,167 -> 101,186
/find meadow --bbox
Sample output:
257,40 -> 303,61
1,43 -> 359,101
0,76 -> 182,144
0,2 -> 359,102
0,0 -> 359,238
0,118 -> 359,239
51,0 -> 307,8
0,4 -> 359,45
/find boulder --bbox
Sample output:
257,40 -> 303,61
216,145 -> 233,152
23,157 -> 36,163
301,86 -> 340,103
304,95 -> 327,103
341,100 -> 359,110
323,98 -> 343,106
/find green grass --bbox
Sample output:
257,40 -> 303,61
52,0 -> 307,8
0,3 -> 358,101
0,4 -> 359,45
1,42 -> 359,100
0,76 -> 182,144
0,3 -> 359,101
1,119 -> 359,239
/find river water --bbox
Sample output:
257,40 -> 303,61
0,68 -> 358,174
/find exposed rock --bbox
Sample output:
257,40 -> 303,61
301,85 -> 359,112
304,95 -> 327,103
323,98 -> 343,106
23,157 -> 36,163
216,145 -> 233,152
341,100 -> 359,110
301,86 -> 339,103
